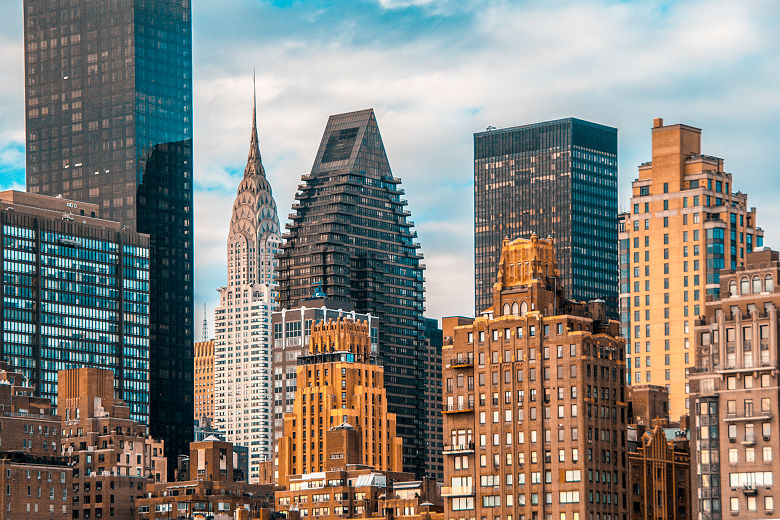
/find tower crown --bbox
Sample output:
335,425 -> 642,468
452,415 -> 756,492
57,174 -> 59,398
309,318 -> 372,361
494,233 -> 559,291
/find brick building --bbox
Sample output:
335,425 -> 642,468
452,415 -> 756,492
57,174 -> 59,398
136,438 -> 275,519
691,248 -> 780,519
194,339 -> 215,424
442,234 -> 627,520
58,368 -> 166,519
627,385 -> 670,426
627,424 -> 691,520
276,318 -> 403,488
0,360 -> 71,518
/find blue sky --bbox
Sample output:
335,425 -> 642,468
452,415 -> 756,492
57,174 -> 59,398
1,0 -> 779,337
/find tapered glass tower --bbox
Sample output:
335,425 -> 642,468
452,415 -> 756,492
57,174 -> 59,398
277,109 -> 431,476
23,0 -> 194,463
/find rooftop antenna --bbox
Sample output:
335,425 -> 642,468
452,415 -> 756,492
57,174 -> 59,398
202,303 -> 208,341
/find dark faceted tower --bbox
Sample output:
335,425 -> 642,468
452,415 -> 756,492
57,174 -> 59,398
474,118 -> 618,315
278,109 -> 431,476
23,0 -> 194,463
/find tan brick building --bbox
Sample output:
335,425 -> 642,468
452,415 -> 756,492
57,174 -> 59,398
136,438 -> 275,519
0,361 -> 71,519
58,368 -> 167,520
620,118 -> 763,421
691,248 -> 780,519
194,339 -> 215,423
443,235 -> 627,520
276,318 -> 403,488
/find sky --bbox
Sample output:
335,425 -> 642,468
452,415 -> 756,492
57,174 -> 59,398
1,0 -> 779,338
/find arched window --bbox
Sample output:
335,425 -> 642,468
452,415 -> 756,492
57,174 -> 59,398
753,276 -> 762,294
729,280 -> 737,297
741,277 -> 750,295
520,301 -> 528,316
766,275 -> 775,292
511,302 -> 519,316
503,303 -> 510,316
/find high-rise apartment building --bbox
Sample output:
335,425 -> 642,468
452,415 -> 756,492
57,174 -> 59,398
620,118 -> 763,421
214,94 -> 281,481
270,297 -> 375,444
276,318 -> 403,488
690,249 -> 780,520
474,118 -> 618,316
23,0 -> 194,462
0,191 -> 149,422
194,339 -> 215,424
58,367 -> 167,520
443,235 -> 627,520
277,108 -> 429,475
423,317 -> 444,481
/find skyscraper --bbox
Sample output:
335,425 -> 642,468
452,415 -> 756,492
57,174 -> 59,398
690,249 -> 780,519
442,235 -> 627,520
277,109 -> 429,476
0,191 -> 149,422
474,118 -> 618,316
276,317 -> 403,488
23,0 -> 194,461
214,88 -> 281,481
620,118 -> 762,421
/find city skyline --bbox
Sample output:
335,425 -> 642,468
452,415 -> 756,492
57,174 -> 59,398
1,1 -> 779,327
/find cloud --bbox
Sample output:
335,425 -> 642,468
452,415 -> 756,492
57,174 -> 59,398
2,0 -> 780,326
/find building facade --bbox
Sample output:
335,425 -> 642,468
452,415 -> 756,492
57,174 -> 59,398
0,360 -> 71,518
443,235 -> 627,520
474,118 -> 618,316
58,367 -> 167,520
271,297 -> 376,444
620,118 -> 763,421
194,339 -> 215,424
627,424 -> 691,520
136,438 -> 275,520
690,248 -> 780,519
23,0 -> 195,460
0,191 -> 149,422
422,318 -> 444,481
276,318 -> 403,488
214,92 -> 281,481
277,109 -> 429,476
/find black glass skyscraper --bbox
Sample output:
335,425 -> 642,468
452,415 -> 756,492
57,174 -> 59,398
23,0 -> 194,463
278,109 -> 431,476
474,118 -> 618,315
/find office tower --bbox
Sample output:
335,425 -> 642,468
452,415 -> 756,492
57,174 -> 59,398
690,249 -> 780,519
193,339 -> 215,425
270,297 -> 375,443
23,0 -> 194,462
627,424 -> 691,520
474,118 -> 618,316
0,191 -> 149,422
136,438 -> 275,519
422,317 -> 444,480
277,108 -> 428,475
620,118 -> 763,421
213,92 -> 281,481
276,318 -> 403,488
58,367 -> 167,520
442,235 -> 627,520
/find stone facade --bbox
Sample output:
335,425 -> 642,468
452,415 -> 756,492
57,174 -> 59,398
443,235 -> 627,520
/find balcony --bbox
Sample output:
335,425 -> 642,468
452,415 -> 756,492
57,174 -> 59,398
442,443 -> 475,455
724,410 -> 773,422
448,354 -> 474,368
441,486 -> 474,497
443,400 -> 475,414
